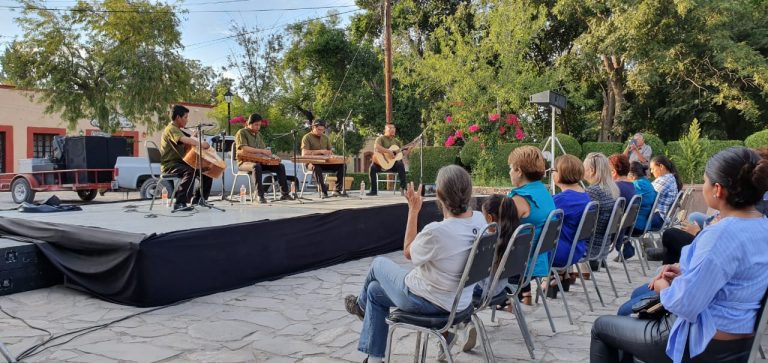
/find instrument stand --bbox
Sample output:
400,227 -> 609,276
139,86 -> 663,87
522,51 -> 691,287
290,129 -> 310,204
191,123 -> 224,212
540,105 -> 584,194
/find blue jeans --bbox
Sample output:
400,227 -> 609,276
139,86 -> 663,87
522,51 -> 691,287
617,284 -> 658,316
357,257 -> 446,358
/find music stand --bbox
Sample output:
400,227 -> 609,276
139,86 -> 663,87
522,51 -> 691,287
530,90 -> 568,195
190,123 -> 224,212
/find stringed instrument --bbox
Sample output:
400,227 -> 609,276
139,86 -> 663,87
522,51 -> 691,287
183,146 -> 226,179
292,155 -> 345,165
372,137 -> 420,170
237,151 -> 281,166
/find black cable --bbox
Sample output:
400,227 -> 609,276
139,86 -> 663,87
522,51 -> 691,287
0,304 -> 53,340
0,4 -> 357,14
16,297 -> 194,361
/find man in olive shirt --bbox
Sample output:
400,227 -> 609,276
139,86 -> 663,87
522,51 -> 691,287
235,113 -> 293,203
301,119 -> 345,198
160,105 -> 212,210
367,123 -> 407,196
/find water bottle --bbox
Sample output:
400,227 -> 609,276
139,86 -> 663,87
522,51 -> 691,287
360,181 -> 366,198
161,187 -> 169,207
240,185 -> 247,204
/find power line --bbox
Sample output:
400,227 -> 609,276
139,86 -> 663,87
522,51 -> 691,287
0,4 -> 357,14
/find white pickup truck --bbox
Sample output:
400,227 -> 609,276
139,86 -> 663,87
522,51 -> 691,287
114,139 -> 311,199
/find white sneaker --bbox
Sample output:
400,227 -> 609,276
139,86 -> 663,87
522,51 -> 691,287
460,324 -> 477,352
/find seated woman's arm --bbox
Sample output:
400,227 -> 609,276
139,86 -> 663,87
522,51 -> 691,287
658,254 -> 733,322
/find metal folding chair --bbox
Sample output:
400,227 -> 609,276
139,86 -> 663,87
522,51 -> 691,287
529,209 -> 565,330
631,190 -> 663,273
145,141 -> 180,211
377,172 -> 400,194
553,201 -> 599,312
384,224 -> 499,363
747,288 -> 768,362
614,195 -> 642,283
579,197 -> 626,305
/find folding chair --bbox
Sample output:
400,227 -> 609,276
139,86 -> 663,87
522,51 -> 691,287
579,197 -> 626,305
630,190 -> 663,274
747,288 -> 768,362
145,141 -> 180,211
553,201 -> 599,312
377,172 -> 400,194
228,143 -> 253,203
384,224 -> 499,363
529,209 -> 566,331
298,164 -> 334,197
614,195 -> 642,283
647,190 -> 685,247
483,223 -> 536,359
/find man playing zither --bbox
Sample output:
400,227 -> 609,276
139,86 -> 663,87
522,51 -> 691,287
235,113 -> 294,204
301,119 -> 346,199
160,105 -> 212,210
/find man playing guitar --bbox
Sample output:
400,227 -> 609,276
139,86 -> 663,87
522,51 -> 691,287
301,119 -> 346,199
160,105 -> 212,210
367,123 -> 409,196
235,113 -> 294,203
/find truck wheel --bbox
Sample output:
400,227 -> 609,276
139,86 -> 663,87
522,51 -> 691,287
11,178 -> 35,204
139,179 -> 173,200
77,189 -> 98,201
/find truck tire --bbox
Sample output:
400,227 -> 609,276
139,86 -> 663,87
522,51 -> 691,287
11,178 -> 35,204
77,189 -> 98,201
139,179 -> 174,200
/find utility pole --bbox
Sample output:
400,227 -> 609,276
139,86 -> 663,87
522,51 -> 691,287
383,0 -> 393,125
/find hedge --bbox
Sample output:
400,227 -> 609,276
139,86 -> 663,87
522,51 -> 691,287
745,129 -> 768,148
702,139 -> 743,158
548,133 -> 582,159
582,142 -> 624,157
458,140 -> 481,170
408,146 -> 460,184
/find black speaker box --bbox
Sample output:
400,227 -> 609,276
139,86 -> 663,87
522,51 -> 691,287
63,136 -> 127,183
0,239 -> 62,296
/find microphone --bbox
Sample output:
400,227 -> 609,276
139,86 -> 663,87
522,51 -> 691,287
194,123 -> 215,127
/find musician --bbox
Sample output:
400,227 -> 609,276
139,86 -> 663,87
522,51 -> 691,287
301,119 -> 345,199
160,105 -> 212,210
367,123 -> 408,196
235,113 -> 294,203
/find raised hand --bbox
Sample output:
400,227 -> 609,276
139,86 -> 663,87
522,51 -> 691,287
405,182 -> 423,214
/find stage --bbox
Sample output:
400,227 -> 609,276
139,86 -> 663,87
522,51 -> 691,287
0,193 -> 443,307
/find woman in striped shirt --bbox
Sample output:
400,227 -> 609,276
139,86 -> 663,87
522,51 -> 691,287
649,156 -> 682,229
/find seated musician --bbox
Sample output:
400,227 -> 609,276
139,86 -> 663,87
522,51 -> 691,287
301,119 -> 346,199
235,113 -> 294,203
160,105 -> 212,210
367,123 -> 408,196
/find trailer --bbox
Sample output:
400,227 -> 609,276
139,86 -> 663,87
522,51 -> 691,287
0,168 -> 117,204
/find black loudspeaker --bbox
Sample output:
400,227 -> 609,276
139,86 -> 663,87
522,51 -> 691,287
106,137 -> 129,162
63,136 -> 110,183
0,239 -> 62,296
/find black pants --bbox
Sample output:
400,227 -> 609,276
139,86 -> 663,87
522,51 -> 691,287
590,315 -> 751,363
311,164 -> 345,194
240,162 -> 291,197
369,160 -> 407,193
165,163 -> 212,205
661,228 -> 695,265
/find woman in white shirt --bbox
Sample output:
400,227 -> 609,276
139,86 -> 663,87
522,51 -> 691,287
344,165 -> 487,363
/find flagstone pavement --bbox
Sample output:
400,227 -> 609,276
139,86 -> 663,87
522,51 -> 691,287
0,251 -> 765,363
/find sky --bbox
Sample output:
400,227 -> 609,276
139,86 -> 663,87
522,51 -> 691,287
0,0 -> 360,76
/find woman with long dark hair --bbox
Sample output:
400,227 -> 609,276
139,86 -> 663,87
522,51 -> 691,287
590,147 -> 768,363
649,155 -> 682,229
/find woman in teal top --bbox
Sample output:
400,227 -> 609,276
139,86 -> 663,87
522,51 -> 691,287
628,161 -> 657,233
507,146 -> 556,278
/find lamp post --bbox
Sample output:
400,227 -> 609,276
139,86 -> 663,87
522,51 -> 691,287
224,89 -> 233,135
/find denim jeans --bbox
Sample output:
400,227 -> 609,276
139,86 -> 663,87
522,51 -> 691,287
617,284 -> 658,316
357,257 -> 446,358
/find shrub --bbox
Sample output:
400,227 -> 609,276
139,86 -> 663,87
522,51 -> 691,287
665,141 -> 683,158
458,140 -> 481,170
702,139 -> 743,158
672,119 -> 705,185
472,142 -> 539,187
581,142 -> 624,157
408,146 -> 460,184
348,172 -> 368,191
745,129 -> 768,149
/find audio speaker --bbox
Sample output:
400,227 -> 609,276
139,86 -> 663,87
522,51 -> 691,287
63,136 -> 110,183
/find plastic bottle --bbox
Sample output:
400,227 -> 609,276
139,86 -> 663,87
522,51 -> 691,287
161,187 -> 169,207
360,181 -> 366,198
240,185 -> 247,204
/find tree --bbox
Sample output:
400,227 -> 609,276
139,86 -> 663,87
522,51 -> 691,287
1,0 -> 194,133
184,60 -> 219,105
226,23 -> 284,111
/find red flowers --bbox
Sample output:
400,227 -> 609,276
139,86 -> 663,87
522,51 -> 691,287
498,125 -> 506,135
445,115 -> 453,124
489,113 -> 500,122
444,135 -> 457,147
515,126 -> 525,140
506,113 -> 519,125
468,124 -> 480,133
229,115 -> 246,124
454,129 -> 464,138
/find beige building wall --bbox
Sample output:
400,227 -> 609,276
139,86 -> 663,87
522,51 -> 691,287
0,85 -> 214,172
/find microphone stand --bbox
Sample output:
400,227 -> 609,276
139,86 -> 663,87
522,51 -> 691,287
338,110 -> 353,197
219,131 -> 228,201
192,123 -> 224,212
290,128 -> 310,203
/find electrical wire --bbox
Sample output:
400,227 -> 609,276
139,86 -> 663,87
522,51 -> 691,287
0,4 -> 357,14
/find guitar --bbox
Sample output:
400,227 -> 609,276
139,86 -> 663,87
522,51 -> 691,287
373,136 -> 420,170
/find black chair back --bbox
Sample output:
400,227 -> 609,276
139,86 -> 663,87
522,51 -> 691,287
496,224 -> 536,281
146,142 -> 161,164
576,201 -> 600,242
748,287 -> 768,362
620,195 -> 642,232
606,197 -> 627,237
464,230 -> 500,287
538,209 -> 565,255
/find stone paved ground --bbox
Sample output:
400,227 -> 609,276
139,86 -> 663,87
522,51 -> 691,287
0,251 -> 765,363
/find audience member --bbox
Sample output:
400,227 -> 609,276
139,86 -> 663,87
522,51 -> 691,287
623,132 -> 652,167
344,165 -> 487,363
628,162 -> 657,234
591,146 -> 768,363
551,155 -> 591,269
609,154 -> 637,261
649,155 -> 682,229
583,152 -> 620,270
